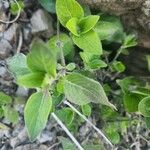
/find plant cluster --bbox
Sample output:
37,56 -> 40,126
2,0 -> 150,149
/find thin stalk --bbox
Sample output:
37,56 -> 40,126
0,0 -> 21,24
56,19 -> 66,67
112,46 -> 124,62
51,113 -> 84,150
64,101 -> 114,149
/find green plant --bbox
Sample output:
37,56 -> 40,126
6,0 -> 150,149
10,0 -> 25,15
0,92 -> 19,123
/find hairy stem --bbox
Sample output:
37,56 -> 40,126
56,19 -> 66,67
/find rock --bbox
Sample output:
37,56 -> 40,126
0,65 -> 7,78
0,39 -> 12,59
10,128 -> 28,148
3,23 -> 19,43
23,25 -> 32,43
16,86 -> 29,97
30,9 -> 54,38
38,130 -> 53,143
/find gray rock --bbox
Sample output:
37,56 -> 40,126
16,86 -> 29,97
30,9 -> 54,38
3,23 -> 19,42
38,130 -> 53,143
10,128 -> 28,148
0,39 -> 12,59
23,26 -> 32,43
0,65 -> 7,77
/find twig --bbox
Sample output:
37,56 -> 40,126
56,19 -> 66,67
51,113 -> 84,150
17,30 -> 23,53
0,0 -> 21,24
64,101 -> 114,149
47,142 -> 61,150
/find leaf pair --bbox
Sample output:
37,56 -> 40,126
18,39 -> 57,88
56,0 -> 102,56
66,15 -> 99,36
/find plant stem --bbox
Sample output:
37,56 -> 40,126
51,113 -> 84,150
64,101 -> 114,149
0,0 -> 21,24
112,46 -> 124,62
56,19 -> 66,67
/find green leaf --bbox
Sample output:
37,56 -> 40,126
66,63 -> 76,71
17,72 -> 45,88
95,15 -> 124,42
3,106 -> 19,123
66,18 -> 79,36
146,55 -> 150,72
131,87 -> 150,97
79,15 -> 99,34
81,104 -> 91,117
64,73 -> 115,108
0,92 -> 12,105
56,0 -> 84,27
55,108 -> 74,125
117,77 -> 138,94
27,39 -> 57,77
48,33 -> 74,60
24,92 -> 52,141
144,117 -> 150,129
59,137 -> 76,150
7,53 -> 30,78
111,61 -> 126,73
0,108 -> 4,118
123,34 -> 137,49
80,52 -> 107,69
38,0 -> 56,13
123,93 -> 141,113
57,78 -> 64,94
72,30 -> 102,55
138,96 -> 150,117
10,0 -> 25,15
106,131 -> 120,144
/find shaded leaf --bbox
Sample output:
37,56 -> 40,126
0,92 -> 12,105
66,18 -> 79,36
55,108 -> 74,125
138,96 -> 150,117
48,33 -> 74,60
38,0 -> 56,13
27,39 -> 57,77
79,15 -> 99,34
17,72 -> 45,88
7,53 -> 30,78
3,106 -> 19,123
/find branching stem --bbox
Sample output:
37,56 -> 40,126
64,101 -> 114,149
51,113 -> 84,150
